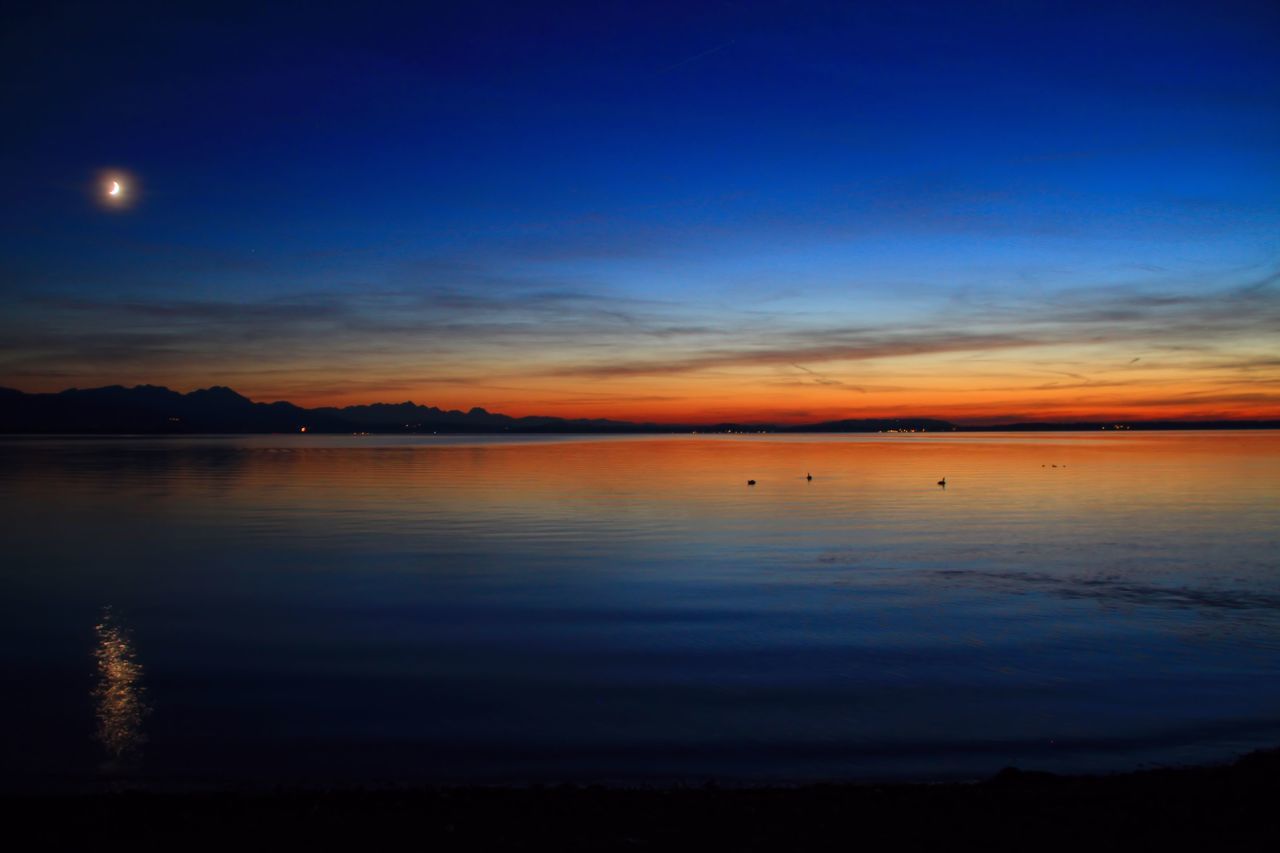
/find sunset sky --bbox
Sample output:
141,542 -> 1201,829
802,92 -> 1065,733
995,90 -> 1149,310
2,0 -> 1277,423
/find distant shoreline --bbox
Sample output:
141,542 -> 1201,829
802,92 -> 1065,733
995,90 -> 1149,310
3,385 -> 1278,435
2,424 -> 1279,437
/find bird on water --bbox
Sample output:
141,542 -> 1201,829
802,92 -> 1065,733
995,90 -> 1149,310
747,479 -> 756,486
806,473 -> 812,481
937,477 -> 946,487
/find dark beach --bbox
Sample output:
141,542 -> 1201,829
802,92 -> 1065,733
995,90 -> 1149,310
6,750 -> 1279,849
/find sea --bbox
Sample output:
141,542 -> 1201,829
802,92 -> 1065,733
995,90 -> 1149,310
1,431 -> 1278,788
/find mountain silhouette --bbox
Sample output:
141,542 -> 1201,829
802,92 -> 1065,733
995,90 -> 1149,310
0,385 -> 669,434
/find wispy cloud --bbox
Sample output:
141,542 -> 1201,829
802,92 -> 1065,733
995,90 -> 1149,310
547,331 -> 1037,378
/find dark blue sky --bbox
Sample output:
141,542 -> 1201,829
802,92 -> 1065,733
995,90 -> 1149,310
2,1 -> 1277,420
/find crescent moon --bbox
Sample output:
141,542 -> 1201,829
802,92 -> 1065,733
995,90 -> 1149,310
109,181 -> 121,196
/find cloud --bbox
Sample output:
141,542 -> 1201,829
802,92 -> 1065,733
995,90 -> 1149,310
549,331 -> 1037,378
790,363 -> 865,391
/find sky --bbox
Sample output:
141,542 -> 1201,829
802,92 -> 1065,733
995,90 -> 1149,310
1,0 -> 1277,423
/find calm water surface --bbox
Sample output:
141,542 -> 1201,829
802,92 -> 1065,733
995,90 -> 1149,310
2,432 -> 1278,787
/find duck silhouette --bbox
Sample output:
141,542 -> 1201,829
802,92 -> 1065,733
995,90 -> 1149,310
747,479 -> 756,486
806,473 -> 813,481
937,477 -> 946,487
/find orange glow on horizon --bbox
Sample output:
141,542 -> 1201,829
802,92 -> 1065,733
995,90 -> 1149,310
250,356 -> 1280,424
12,337 -> 1279,424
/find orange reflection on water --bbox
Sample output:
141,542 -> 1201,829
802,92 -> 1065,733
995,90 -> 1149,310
93,607 -> 148,767
17,431 -> 1277,528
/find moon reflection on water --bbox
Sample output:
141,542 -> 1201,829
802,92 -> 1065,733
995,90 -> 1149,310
93,607 -> 148,769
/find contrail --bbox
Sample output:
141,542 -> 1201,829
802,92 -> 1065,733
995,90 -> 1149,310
659,39 -> 735,74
